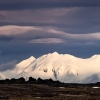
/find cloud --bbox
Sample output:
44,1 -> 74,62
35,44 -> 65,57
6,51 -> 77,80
0,25 -> 41,36
73,42 -> 96,46
0,25 -> 100,44
29,38 -> 65,44
0,0 -> 99,11
0,15 -> 5,20
0,60 -> 17,71
46,28 -> 100,41
0,7 -> 100,34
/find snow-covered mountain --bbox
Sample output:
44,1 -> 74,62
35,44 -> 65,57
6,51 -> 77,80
0,73 -> 6,80
2,52 -> 100,83
16,56 -> 36,71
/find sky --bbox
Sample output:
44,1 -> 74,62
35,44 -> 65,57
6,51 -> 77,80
0,0 -> 100,71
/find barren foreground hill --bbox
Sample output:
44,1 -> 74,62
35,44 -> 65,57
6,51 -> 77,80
0,83 -> 100,100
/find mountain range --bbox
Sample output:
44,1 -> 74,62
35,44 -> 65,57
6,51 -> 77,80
1,52 -> 100,83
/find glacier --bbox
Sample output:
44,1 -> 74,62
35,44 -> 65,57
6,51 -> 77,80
2,52 -> 100,83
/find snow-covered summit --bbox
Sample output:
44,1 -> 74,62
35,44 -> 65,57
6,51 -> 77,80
16,56 -> 36,70
52,51 -> 59,55
91,54 -> 100,59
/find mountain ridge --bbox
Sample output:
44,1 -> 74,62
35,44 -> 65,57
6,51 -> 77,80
2,52 -> 100,83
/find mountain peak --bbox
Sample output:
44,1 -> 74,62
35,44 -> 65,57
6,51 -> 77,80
52,52 -> 59,55
91,54 -> 100,59
29,56 -> 36,60
16,56 -> 36,70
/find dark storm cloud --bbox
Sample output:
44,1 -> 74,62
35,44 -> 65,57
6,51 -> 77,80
0,0 -> 100,11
